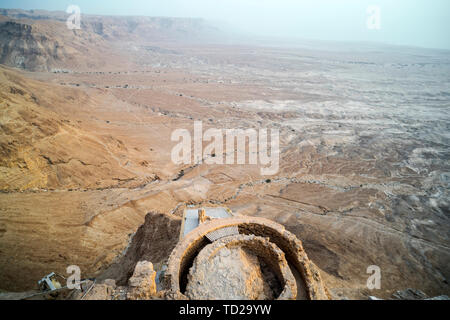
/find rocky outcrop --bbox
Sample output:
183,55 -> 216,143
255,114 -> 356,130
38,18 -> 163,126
99,212 -> 181,285
0,21 -> 70,71
127,261 -> 157,300
67,262 -> 158,300
0,21 -> 56,71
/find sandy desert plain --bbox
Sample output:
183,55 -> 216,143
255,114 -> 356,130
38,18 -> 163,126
0,9 -> 449,299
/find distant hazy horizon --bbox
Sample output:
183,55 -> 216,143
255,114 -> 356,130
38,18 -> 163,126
1,0 -> 449,50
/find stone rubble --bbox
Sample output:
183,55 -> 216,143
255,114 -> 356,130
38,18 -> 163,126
185,247 -> 274,300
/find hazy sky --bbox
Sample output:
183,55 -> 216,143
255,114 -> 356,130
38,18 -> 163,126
1,0 -> 449,50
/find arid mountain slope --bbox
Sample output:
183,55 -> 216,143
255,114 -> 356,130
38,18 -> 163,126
0,65 -> 156,191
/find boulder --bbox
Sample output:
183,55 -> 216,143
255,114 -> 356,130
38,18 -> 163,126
127,261 -> 157,300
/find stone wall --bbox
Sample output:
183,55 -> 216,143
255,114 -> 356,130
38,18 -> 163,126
164,216 -> 330,300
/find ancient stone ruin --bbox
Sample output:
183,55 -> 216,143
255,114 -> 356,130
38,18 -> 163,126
162,210 -> 330,300
48,208 -> 330,300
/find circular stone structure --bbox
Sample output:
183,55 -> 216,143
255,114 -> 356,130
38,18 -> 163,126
163,216 -> 330,300
185,234 -> 297,300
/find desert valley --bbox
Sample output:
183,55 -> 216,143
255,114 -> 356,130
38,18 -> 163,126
0,8 -> 449,300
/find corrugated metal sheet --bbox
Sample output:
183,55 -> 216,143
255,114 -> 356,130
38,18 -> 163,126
206,226 -> 239,242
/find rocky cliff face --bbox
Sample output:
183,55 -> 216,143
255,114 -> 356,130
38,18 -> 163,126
0,21 -> 59,71
0,9 -> 223,71
80,16 -> 220,42
99,212 -> 182,285
0,17 -> 113,71
0,9 -> 220,41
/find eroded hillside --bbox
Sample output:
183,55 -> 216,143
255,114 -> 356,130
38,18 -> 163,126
0,66 -> 156,191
